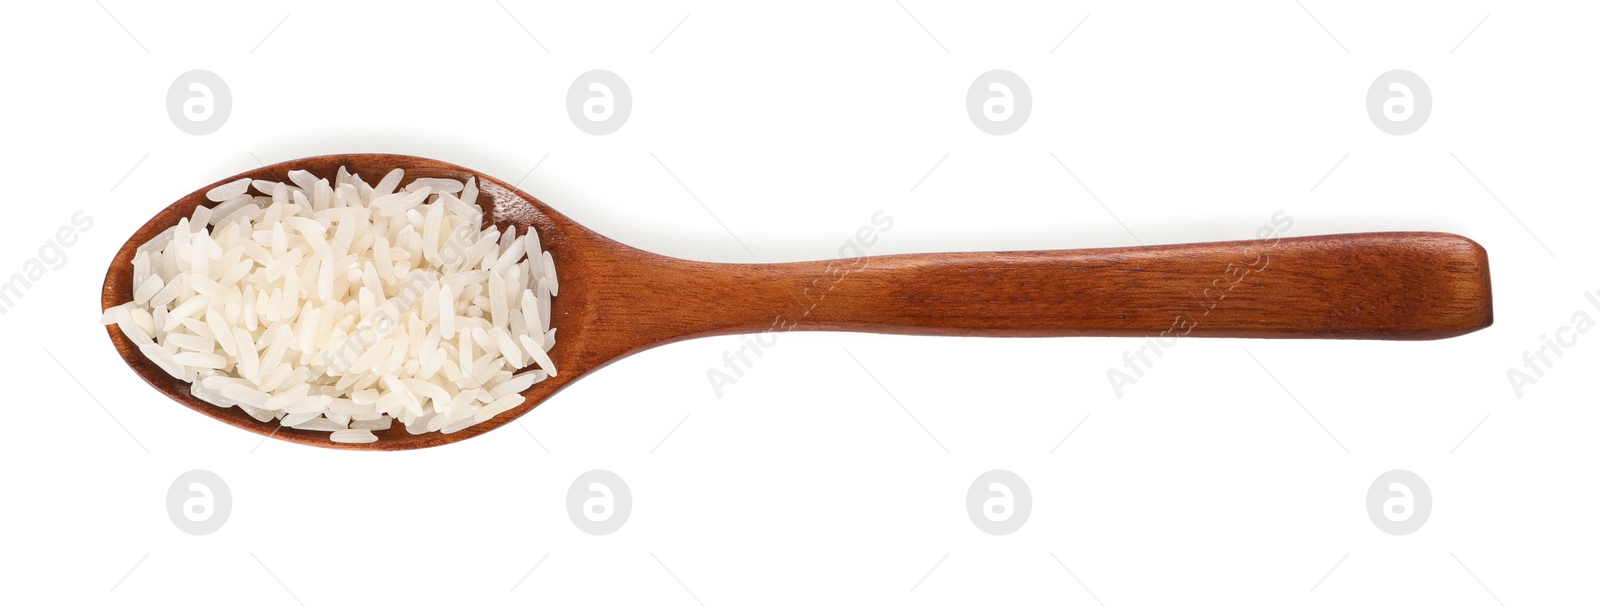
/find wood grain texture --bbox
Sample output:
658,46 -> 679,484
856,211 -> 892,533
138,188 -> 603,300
102,154 -> 1493,450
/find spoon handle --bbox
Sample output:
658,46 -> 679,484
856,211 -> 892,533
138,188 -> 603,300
674,232 -> 1491,340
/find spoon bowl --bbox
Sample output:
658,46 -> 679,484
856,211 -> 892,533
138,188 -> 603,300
104,154 -> 607,449
104,154 -> 1493,450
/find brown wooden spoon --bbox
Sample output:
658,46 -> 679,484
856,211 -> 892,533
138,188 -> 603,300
102,154 -> 1493,450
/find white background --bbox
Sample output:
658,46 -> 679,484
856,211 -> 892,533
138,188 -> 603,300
2,1 -> 1596,605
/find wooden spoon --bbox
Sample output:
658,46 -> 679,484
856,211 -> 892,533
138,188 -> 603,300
102,154 -> 1493,450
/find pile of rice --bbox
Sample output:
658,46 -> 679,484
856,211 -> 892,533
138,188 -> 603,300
100,167 -> 558,443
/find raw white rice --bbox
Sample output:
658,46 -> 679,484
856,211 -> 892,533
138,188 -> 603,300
101,167 -> 557,443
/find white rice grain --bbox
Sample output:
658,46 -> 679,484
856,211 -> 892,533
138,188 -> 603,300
206,178 -> 253,202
